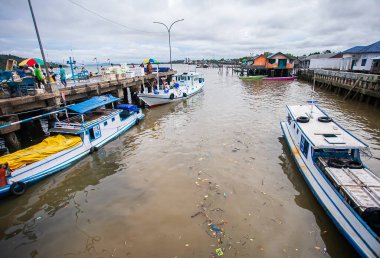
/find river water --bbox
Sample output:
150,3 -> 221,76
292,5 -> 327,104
0,65 -> 379,258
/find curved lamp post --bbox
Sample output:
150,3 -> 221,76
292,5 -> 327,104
153,19 -> 184,70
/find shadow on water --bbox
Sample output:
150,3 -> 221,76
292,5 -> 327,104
277,136 -> 358,258
0,132 -> 141,241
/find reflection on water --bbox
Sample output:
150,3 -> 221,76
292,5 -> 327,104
0,65 -> 378,257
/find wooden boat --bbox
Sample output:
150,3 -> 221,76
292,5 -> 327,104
138,71 -> 204,107
281,104 -> 380,257
262,76 -> 296,81
0,95 -> 144,197
239,75 -> 267,80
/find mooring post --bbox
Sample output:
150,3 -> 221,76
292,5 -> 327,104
344,77 -> 362,100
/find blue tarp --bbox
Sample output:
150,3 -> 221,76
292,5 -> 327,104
68,94 -> 120,114
116,104 -> 139,112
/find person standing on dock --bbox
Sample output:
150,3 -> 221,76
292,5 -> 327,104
34,64 -> 46,89
147,62 -> 153,74
59,65 -> 67,87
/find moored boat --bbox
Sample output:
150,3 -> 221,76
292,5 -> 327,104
262,76 -> 296,81
0,94 -> 144,197
137,71 -> 205,107
239,75 -> 267,80
281,104 -> 380,257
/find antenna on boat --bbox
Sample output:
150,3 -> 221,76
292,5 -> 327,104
307,70 -> 318,118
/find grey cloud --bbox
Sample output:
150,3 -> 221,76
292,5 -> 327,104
0,0 -> 379,62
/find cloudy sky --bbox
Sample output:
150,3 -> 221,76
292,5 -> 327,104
0,0 -> 379,64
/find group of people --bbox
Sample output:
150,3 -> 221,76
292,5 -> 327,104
13,64 -> 67,88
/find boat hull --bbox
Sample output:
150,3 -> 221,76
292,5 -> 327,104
138,84 -> 204,107
239,75 -> 266,80
263,76 -> 296,81
281,121 -> 380,257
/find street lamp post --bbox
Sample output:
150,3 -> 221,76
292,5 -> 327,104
153,19 -> 184,70
94,57 -> 99,74
28,0 -> 51,86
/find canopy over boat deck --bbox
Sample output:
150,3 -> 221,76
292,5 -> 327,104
287,105 -> 368,149
67,94 -> 120,114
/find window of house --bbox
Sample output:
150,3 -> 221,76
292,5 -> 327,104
269,59 -> 276,64
361,59 -> 367,66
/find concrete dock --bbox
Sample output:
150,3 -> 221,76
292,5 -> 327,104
297,69 -> 380,106
0,71 -> 175,151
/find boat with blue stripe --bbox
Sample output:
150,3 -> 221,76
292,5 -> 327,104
0,94 -> 144,197
138,71 -> 204,107
281,104 -> 380,257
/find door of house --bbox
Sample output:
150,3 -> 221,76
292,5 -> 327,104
278,59 -> 287,68
351,60 -> 357,70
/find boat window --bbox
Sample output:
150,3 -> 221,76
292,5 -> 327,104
88,125 -> 101,142
119,110 -> 130,121
112,117 -> 115,122
287,115 -> 291,124
199,78 -> 203,83
193,77 -> 198,81
104,121 -> 108,126
293,124 -> 295,129
188,76 -> 190,80
300,135 -> 310,158
180,76 -> 186,81
296,128 -> 299,134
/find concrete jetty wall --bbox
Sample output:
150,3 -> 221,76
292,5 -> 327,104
297,69 -> 380,106
0,71 -> 175,151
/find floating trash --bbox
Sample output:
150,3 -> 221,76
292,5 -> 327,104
215,248 -> 224,256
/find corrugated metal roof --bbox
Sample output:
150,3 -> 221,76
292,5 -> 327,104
306,53 -> 338,60
267,52 -> 293,59
342,41 -> 380,54
358,40 -> 380,53
342,46 -> 365,53
68,94 -> 120,114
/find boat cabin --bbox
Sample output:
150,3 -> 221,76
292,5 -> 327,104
50,95 -> 139,143
173,72 -> 204,86
286,105 -> 367,162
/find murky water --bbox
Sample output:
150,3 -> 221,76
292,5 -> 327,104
0,65 -> 379,258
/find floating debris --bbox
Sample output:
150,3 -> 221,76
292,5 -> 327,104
215,248 -> 224,256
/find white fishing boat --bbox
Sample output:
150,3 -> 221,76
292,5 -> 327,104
137,71 -> 205,107
281,104 -> 380,257
0,95 -> 144,197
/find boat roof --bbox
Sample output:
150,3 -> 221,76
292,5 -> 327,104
287,105 -> 368,149
67,95 -> 119,114
176,71 -> 201,77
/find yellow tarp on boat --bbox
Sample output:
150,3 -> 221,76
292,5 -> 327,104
0,134 -> 82,170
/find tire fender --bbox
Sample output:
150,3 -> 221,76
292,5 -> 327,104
10,181 -> 26,196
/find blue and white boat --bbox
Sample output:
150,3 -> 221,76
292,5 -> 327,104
281,104 -> 380,257
0,94 -> 144,197
137,71 -> 205,106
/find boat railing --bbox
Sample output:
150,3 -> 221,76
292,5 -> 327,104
54,121 -> 83,130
